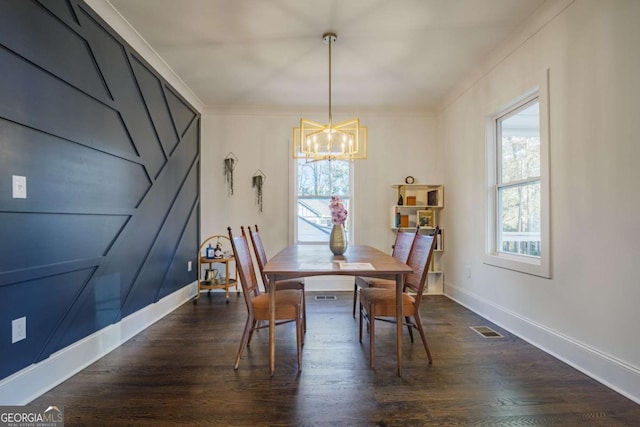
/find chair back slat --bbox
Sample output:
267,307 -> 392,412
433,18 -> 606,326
248,225 -> 270,291
392,230 -> 416,263
404,228 -> 438,299
228,227 -> 260,298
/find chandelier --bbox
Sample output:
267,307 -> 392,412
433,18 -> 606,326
292,33 -> 367,162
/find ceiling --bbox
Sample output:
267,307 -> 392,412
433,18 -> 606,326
107,0 -> 546,110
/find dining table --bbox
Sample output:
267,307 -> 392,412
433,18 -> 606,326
263,244 -> 413,376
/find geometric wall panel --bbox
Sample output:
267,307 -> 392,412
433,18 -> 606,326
166,86 -> 197,138
0,212 -> 129,272
132,56 -> 180,156
0,118 -> 150,211
0,0 -> 200,381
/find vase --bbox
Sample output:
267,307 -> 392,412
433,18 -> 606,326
329,224 -> 348,255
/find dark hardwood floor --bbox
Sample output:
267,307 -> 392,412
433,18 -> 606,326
32,292 -> 640,426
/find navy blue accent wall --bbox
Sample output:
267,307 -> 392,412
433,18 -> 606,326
0,0 -> 200,379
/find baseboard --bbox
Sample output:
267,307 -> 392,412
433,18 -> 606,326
0,282 -> 198,405
444,282 -> 640,405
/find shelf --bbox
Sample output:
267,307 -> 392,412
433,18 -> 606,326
389,184 -> 445,295
195,235 -> 238,304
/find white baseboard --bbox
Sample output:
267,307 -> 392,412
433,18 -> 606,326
444,282 -> 640,405
0,282 -> 198,405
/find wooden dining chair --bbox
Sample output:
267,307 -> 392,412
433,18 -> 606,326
359,228 -> 438,368
352,228 -> 417,317
248,225 -> 306,332
228,227 -> 304,372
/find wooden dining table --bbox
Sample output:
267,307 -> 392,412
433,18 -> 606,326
263,244 -> 413,376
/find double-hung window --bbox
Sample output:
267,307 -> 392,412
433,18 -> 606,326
295,159 -> 351,244
486,77 -> 550,277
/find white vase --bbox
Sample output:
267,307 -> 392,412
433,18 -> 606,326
329,224 -> 347,255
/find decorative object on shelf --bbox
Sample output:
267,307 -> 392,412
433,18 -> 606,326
417,210 -> 434,227
204,268 -> 220,285
292,33 -> 367,162
252,170 -> 266,213
329,195 -> 348,255
205,243 -> 215,259
213,242 -> 223,259
397,185 -> 404,205
405,175 -> 415,184
223,152 -> 238,195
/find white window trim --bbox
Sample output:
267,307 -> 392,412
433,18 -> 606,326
289,158 -> 354,245
484,70 -> 551,278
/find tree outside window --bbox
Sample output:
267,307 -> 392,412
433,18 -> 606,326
296,159 -> 350,243
497,99 -> 541,257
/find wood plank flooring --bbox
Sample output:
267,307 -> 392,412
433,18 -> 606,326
31,292 -> 640,426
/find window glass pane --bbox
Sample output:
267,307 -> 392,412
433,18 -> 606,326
498,181 -> 540,257
296,159 -> 350,243
500,101 -> 540,184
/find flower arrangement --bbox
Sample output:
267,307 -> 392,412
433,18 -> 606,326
329,195 -> 348,225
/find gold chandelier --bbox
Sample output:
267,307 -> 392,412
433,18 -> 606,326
292,33 -> 367,162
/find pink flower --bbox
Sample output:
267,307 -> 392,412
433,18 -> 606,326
329,195 -> 348,225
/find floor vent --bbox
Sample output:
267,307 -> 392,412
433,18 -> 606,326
470,326 -> 503,338
314,295 -> 337,301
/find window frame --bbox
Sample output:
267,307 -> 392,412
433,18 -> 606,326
292,158 -> 354,245
484,71 -> 551,278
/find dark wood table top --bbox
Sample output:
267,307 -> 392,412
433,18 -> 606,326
264,244 -> 412,279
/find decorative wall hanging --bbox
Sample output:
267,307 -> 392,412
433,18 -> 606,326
223,153 -> 238,195
252,170 -> 266,213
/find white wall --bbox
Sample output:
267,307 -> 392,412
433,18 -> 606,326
438,0 -> 640,403
200,108 -> 438,279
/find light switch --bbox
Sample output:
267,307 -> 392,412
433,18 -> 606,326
12,317 -> 26,343
12,175 -> 27,199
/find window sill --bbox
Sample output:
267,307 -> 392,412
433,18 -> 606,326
483,252 -> 551,278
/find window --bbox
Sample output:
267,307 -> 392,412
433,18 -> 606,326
485,77 -> 550,277
295,159 -> 351,244
497,99 -> 541,257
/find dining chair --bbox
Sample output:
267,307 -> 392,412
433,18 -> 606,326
359,228 -> 438,368
228,227 -> 304,372
352,228 -> 417,317
248,225 -> 306,332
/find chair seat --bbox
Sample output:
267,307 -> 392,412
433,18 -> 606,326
275,279 -> 304,291
252,289 -> 303,320
360,288 -> 415,317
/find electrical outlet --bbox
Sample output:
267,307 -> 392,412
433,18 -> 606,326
12,175 -> 27,199
464,265 -> 471,278
12,317 -> 26,343
187,261 -> 192,272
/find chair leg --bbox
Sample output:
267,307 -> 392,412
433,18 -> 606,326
413,311 -> 433,364
358,302 -> 363,342
368,303 -> 376,368
247,319 -> 258,345
234,316 -> 254,370
302,289 -> 307,333
406,316 -> 414,343
352,282 -> 358,318
296,304 -> 303,372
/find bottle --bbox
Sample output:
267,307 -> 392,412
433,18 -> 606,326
205,243 -> 214,259
214,243 -> 223,258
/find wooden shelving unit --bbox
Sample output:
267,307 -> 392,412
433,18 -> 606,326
195,235 -> 238,303
390,184 -> 444,294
